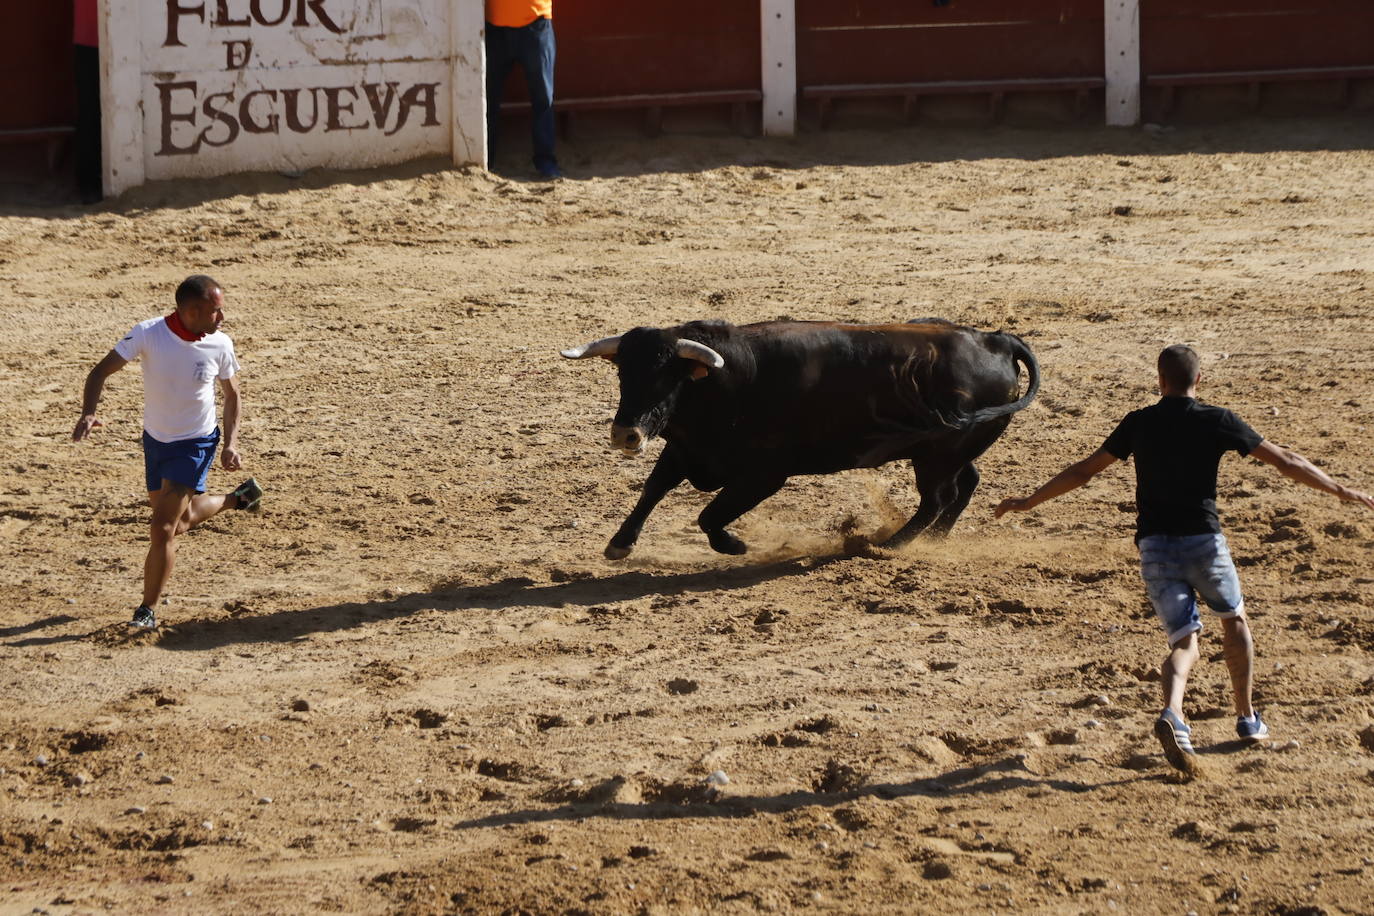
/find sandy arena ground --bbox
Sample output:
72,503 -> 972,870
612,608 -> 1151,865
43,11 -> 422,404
2,116 -> 1374,915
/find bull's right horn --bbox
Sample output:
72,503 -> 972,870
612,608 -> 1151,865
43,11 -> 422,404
560,335 -> 621,360
676,339 -> 725,369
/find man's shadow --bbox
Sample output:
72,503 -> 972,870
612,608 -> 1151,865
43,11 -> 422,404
0,614 -> 78,638
449,754 -> 1149,833
6,552 -> 849,650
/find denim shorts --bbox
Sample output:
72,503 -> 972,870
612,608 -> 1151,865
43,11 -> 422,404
1138,533 -> 1245,646
143,429 -> 219,494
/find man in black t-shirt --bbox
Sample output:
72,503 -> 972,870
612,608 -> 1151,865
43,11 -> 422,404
995,345 -> 1374,773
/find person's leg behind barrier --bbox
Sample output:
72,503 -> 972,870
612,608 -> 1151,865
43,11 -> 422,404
485,25 -> 518,165
74,44 -> 102,203
521,17 -> 559,176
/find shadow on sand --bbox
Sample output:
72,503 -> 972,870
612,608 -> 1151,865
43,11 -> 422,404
449,754 -> 1150,833
6,552 -> 854,651
7,113 -> 1374,219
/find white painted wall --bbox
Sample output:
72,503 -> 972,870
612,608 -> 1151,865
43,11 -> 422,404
99,1 -> 1146,194
760,0 -> 796,137
451,0 -> 487,168
1104,0 -> 1141,126
100,0 -> 146,196
103,0 -> 485,195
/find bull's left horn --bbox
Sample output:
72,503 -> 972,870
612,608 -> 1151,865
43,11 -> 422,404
676,339 -> 725,369
560,335 -> 622,360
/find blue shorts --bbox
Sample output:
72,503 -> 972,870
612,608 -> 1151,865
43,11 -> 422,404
143,429 -> 219,494
1138,533 -> 1245,646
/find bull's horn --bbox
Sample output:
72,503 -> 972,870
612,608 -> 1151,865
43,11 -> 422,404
676,339 -> 725,369
560,335 -> 621,360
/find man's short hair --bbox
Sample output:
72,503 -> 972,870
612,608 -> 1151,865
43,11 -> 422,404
1158,344 -> 1201,390
175,274 -> 221,308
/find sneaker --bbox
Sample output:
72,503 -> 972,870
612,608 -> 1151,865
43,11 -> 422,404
1154,708 -> 1196,772
231,478 -> 263,512
130,605 -> 158,629
537,164 -> 563,180
1236,711 -> 1270,743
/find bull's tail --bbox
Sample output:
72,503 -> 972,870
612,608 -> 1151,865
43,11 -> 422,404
960,333 -> 1040,426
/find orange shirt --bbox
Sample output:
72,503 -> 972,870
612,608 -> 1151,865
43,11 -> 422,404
485,0 -> 552,28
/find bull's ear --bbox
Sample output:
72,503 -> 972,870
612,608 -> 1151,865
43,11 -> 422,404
689,365 -> 710,380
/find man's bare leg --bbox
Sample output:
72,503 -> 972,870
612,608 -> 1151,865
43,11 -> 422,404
1154,631 -> 1203,773
143,482 -> 194,609
1161,631 -> 1199,718
1221,616 -> 1255,719
147,488 -> 241,536
176,492 -> 235,534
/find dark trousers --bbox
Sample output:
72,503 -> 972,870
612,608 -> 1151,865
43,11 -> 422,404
485,16 -> 557,173
74,44 -> 102,202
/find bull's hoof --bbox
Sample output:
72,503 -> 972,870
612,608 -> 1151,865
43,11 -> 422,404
706,530 -> 747,555
604,543 -> 632,560
880,530 -> 916,549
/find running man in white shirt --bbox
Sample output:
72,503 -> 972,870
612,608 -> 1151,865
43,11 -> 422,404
73,275 -> 263,629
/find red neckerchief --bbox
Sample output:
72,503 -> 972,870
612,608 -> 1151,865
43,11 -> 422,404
166,311 -> 205,342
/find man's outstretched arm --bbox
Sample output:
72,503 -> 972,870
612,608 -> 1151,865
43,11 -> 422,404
1248,440 -> 1374,510
994,448 -> 1119,518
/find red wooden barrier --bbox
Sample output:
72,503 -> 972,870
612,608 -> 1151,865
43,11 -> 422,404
500,1 -> 760,108
0,3 -> 75,131
796,0 -> 1104,86
1142,1 -> 1374,117
1142,0 -> 1374,75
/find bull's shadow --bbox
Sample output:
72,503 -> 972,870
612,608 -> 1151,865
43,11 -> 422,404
145,551 -> 850,652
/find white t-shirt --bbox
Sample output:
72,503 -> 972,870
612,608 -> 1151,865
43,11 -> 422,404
113,316 -> 239,443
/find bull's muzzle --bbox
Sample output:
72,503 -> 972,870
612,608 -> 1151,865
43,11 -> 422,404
611,425 -> 645,455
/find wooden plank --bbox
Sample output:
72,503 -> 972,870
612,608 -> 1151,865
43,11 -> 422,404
0,126 -> 76,142
1145,65 -> 1374,86
802,77 -> 1104,98
505,90 -> 762,113
797,0 -> 1102,30
797,22 -> 1103,86
796,0 -> 1102,87
803,77 -> 1104,128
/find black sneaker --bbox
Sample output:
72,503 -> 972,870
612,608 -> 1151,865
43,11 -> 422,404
130,605 -> 158,629
231,478 -> 263,512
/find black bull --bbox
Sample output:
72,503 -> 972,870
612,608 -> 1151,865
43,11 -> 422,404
561,319 -> 1040,559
